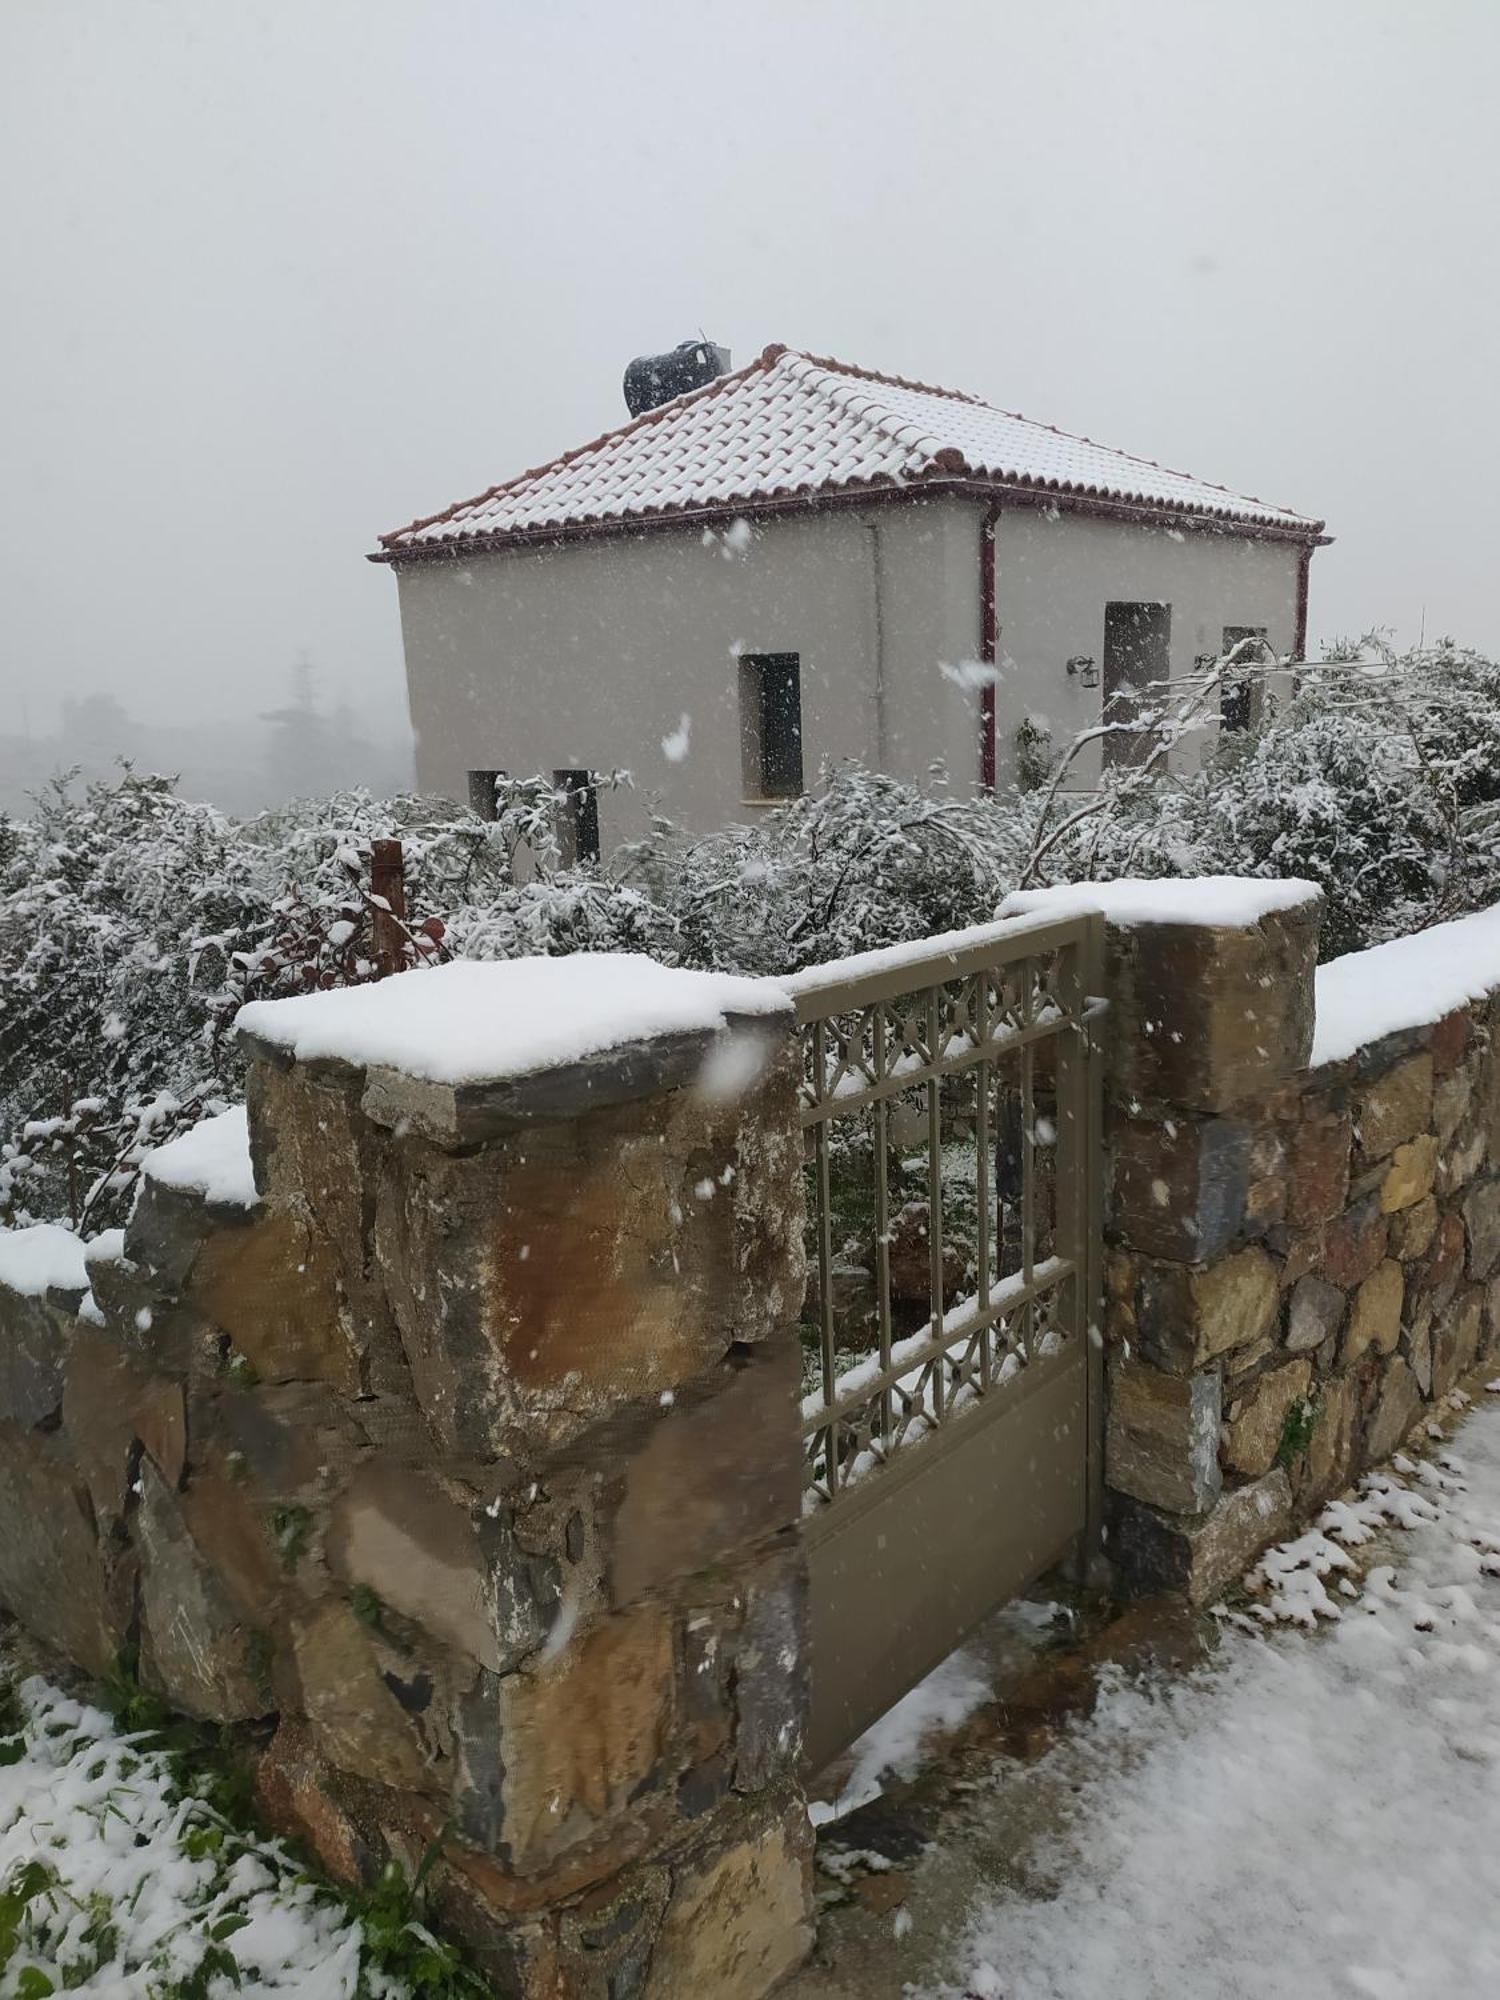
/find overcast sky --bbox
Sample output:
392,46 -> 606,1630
3,0 -> 1497,739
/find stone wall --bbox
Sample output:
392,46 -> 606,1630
1102,891 -> 1500,1599
0,989 -> 812,1999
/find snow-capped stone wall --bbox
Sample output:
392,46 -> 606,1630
0,970 -> 813,1998
1098,888 -> 1500,1599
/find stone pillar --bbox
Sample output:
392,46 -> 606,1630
1098,892 -> 1324,1601
239,990 -> 813,1997
1,964 -> 814,2000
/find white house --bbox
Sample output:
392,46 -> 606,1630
372,344 -> 1328,856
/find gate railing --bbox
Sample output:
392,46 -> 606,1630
784,909 -> 1106,1524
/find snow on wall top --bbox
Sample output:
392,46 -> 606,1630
142,1105 -> 258,1210
235,956 -> 790,1086
1312,904 -> 1500,1067
0,1223 -> 90,1298
378,346 -> 1323,554
1000,877 -> 1322,930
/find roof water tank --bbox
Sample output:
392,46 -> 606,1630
623,340 -> 731,417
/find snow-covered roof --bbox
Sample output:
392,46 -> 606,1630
376,345 -> 1325,557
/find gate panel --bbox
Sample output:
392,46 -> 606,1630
788,911 -> 1104,1772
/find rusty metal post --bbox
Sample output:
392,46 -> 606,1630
369,838 -> 408,978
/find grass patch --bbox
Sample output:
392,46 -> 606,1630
0,1660 -> 493,1997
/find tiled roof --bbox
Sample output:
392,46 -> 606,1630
378,345 -> 1323,554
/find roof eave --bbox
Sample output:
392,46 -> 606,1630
368,474 -> 1329,565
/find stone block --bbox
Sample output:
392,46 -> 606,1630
1286,1275 -> 1346,1355
492,1602 -> 675,1875
0,1288 -> 74,1430
1322,1198 -> 1389,1289
1404,1303 -> 1434,1396
1355,1055 -> 1432,1165
254,1718 -> 378,1887
217,1377 -> 370,1498
733,1548 -> 807,1791
1431,1009 -> 1472,1076
1110,1114 -> 1252,1262
649,1792 -> 814,2000
1439,1121 -> 1487,1196
177,1463 -> 284,1626
1432,1285 -> 1486,1400
63,1331 -> 186,1530
1103,898 -> 1320,1115
244,1060 -> 408,1397
1328,1192 -> 1400,1288
137,1460 -> 275,1723
1365,1357 -> 1423,1465
1105,1357 -> 1222,1513
1193,1247 -> 1281,1369
290,1597 -> 438,1794
373,1084 -> 802,1459
1110,1469 -> 1294,1606
1390,1194 -> 1439,1262
611,1342 -> 802,1606
1380,1135 -> 1437,1213
558,1863 -> 673,1996
1463,1179 -> 1500,1279
0,1420 -> 118,1678
1298,1371 -> 1360,1506
1245,1175 -> 1286,1232
124,1175 -> 229,1289
1422,1211 -> 1467,1292
1286,1112 -> 1352,1229
1434,1069 -> 1473,1148
1136,1247 -> 1280,1375
189,1209 -> 361,1395
327,1460 -> 553,1674
1222,1359 -> 1313,1478
1343,1261 -> 1404,1366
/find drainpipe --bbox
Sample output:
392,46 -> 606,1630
979,501 -> 1002,790
1294,544 -> 1312,661
865,519 -> 888,767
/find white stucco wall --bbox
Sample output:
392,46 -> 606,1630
390,494 -> 1309,844
990,510 -> 1303,790
392,498 -> 984,847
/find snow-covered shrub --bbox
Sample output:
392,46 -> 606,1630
8,639 -> 1500,1230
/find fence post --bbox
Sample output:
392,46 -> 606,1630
1093,888 -> 1323,1600
369,838 -> 408,976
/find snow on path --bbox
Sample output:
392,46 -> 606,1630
925,1399 -> 1500,2000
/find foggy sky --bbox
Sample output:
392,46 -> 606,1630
3,0 -> 1498,742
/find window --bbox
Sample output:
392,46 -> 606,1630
1101,603 -> 1171,768
553,768 -> 600,863
467,769 -> 504,821
1220,625 -> 1268,733
739,653 -> 803,799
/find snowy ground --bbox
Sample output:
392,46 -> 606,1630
798,1386 -> 1500,2000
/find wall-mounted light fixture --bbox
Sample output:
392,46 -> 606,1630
1066,655 -> 1100,688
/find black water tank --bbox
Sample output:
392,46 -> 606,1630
623,340 -> 731,417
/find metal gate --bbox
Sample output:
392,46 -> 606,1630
786,909 -> 1106,1771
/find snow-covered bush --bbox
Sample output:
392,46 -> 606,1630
7,639 -> 1500,1230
